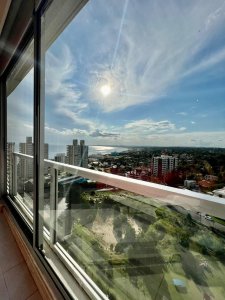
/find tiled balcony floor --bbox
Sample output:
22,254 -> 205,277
0,212 -> 42,300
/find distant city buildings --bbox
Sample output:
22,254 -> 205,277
66,139 -> 88,168
7,138 -> 224,199
151,155 -> 178,177
54,153 -> 65,163
19,137 -> 33,179
18,137 -> 49,179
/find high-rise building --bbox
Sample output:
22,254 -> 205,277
66,139 -> 88,168
18,137 -> 49,179
54,153 -> 66,163
44,143 -> 49,160
152,155 -> 178,177
19,137 -> 33,179
79,140 -> 88,167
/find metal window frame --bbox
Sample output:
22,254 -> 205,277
33,0 -> 46,252
0,76 -> 7,197
33,2 -> 75,299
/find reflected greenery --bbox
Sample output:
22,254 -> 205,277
59,185 -> 225,300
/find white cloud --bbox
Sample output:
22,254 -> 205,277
45,126 -> 89,136
124,119 -> 175,132
183,47 -> 225,77
44,121 -> 225,149
90,129 -> 119,138
191,121 -> 196,124
177,112 -> 187,116
45,125 -> 119,139
46,45 -> 90,127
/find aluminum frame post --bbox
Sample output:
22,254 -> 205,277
33,6 -> 45,250
50,167 -> 58,244
12,153 -> 18,196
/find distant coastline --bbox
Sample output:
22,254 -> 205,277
49,144 -> 130,159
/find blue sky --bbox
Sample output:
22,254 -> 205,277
8,0 -> 225,148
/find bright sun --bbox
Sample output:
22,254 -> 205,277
100,84 -> 111,97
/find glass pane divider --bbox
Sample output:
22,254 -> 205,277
12,153 -> 17,196
50,167 -> 57,244
53,242 -> 109,300
34,4 -> 45,250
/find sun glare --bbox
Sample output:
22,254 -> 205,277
100,84 -> 111,97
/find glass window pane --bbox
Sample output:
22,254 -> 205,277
7,41 -> 34,227
41,0 -> 225,299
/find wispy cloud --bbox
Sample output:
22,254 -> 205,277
177,112 -> 188,116
81,0 -> 225,112
46,45 -> 90,127
45,126 -> 89,136
183,46 -> 225,77
45,126 -> 119,139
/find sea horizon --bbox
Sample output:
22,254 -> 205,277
49,144 -> 130,159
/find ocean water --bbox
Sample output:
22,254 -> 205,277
89,146 -> 129,155
49,144 -> 129,159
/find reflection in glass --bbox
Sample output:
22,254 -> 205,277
7,43 -> 34,218
42,168 -> 225,300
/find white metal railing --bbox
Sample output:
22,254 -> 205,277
12,152 -> 225,220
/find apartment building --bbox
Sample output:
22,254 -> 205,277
66,139 -> 88,168
152,155 -> 178,177
19,137 -> 49,179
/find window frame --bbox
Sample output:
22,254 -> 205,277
0,1 -> 77,299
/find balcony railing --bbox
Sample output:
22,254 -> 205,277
8,152 -> 225,300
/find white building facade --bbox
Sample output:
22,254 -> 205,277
66,139 -> 88,168
152,155 -> 178,177
19,137 -> 49,179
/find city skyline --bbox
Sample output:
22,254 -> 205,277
7,0 -> 225,148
